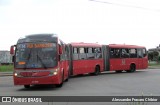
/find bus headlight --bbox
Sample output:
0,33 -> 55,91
50,71 -> 58,75
14,72 -> 21,77
50,68 -> 59,75
53,72 -> 57,75
14,73 -> 18,76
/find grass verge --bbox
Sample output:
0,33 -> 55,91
0,65 -> 13,72
148,62 -> 160,69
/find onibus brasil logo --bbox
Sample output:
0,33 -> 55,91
1,97 -> 42,103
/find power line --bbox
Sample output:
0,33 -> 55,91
89,0 -> 160,12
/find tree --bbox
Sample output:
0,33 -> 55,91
148,51 -> 153,61
148,51 -> 159,61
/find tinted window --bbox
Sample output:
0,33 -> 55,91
79,48 -> 85,53
73,47 -> 78,54
143,48 -> 147,57
129,49 -> 137,58
87,48 -> 94,59
15,43 -> 57,69
138,49 -> 143,58
88,48 -> 93,53
94,48 -> 102,58
73,47 -> 79,60
110,48 -> 120,58
121,48 -> 129,58
79,47 -> 87,59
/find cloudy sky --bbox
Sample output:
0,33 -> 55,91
0,0 -> 160,50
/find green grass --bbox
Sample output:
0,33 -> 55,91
0,65 -> 14,72
148,61 -> 160,66
148,62 -> 160,69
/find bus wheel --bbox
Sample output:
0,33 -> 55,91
127,64 -> 136,73
24,85 -> 30,89
116,70 -> 123,73
65,71 -> 69,82
56,71 -> 64,88
65,77 -> 69,82
94,66 -> 100,75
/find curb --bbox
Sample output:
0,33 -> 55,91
0,72 -> 13,76
148,66 -> 160,69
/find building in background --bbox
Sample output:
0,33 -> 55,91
0,51 -> 12,65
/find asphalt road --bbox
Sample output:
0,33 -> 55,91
0,69 -> 160,105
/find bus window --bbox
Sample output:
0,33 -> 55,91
94,48 -> 102,58
87,48 -> 94,59
65,46 -> 69,60
96,48 -> 101,53
110,48 -> 114,58
129,49 -> 137,58
121,48 -> 129,58
110,48 -> 120,58
79,47 -> 87,59
73,47 -> 78,60
143,48 -> 147,57
88,48 -> 93,53
73,47 -> 78,54
137,49 -> 143,58
79,47 -> 85,53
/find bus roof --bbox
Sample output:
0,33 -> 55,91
25,33 -> 57,38
108,44 -> 146,49
70,42 -> 102,47
17,34 -> 58,43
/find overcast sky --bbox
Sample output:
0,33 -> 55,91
0,0 -> 160,50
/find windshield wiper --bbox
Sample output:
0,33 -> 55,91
24,49 -> 32,70
37,54 -> 47,69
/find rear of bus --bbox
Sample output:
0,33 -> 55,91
108,44 -> 148,72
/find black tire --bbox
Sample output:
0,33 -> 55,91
56,71 -> 64,88
127,64 -> 136,73
94,66 -> 100,75
65,71 -> 69,82
65,78 -> 68,82
116,70 -> 123,73
24,85 -> 30,89
56,82 -> 63,88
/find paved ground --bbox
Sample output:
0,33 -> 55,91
0,69 -> 160,105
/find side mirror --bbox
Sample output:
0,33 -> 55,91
59,45 -> 62,55
10,45 -> 15,55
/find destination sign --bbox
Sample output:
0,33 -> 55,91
27,43 -> 54,48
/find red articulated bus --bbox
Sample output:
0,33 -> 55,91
10,35 -> 148,88
102,44 -> 148,72
10,34 -> 69,88
67,42 -> 104,76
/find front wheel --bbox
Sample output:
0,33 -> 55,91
24,85 -> 30,89
56,82 -> 63,88
127,64 -> 136,73
56,71 -> 64,88
65,71 -> 69,82
115,70 -> 123,73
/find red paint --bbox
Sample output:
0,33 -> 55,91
108,44 -> 148,71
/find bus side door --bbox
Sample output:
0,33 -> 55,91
137,49 -> 143,69
109,48 -> 122,70
72,47 -> 87,75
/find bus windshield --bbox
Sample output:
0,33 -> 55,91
15,42 -> 57,69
